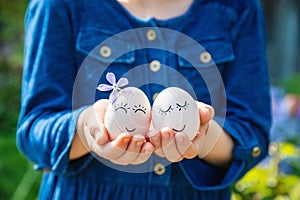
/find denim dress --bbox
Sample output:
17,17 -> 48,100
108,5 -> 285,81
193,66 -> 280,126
17,0 -> 272,199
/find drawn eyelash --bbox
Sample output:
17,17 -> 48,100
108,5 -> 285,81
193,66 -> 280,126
132,104 -> 147,114
114,103 -> 130,113
158,106 -> 173,115
176,101 -> 189,111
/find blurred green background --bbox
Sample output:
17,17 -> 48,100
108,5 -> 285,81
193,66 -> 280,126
0,1 -> 299,200
0,1 -> 41,200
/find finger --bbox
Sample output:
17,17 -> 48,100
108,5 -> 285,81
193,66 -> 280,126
84,100 -> 109,142
96,133 -> 131,160
95,123 -> 110,146
199,122 -> 209,137
84,128 -> 110,160
197,102 -> 214,116
154,149 -> 166,158
173,132 -> 204,160
204,104 -> 215,118
94,99 -> 109,123
148,130 -> 165,157
178,131 -> 208,159
83,123 -> 96,149
83,122 -> 109,147
197,102 -> 215,124
131,142 -> 154,165
113,134 -> 145,165
161,128 -> 183,162
189,132 -> 206,155
175,133 -> 195,159
198,106 -> 211,124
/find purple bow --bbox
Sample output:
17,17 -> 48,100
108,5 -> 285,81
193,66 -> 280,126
97,72 -> 128,103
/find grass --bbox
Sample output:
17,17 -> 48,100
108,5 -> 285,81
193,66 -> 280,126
0,131 -> 41,200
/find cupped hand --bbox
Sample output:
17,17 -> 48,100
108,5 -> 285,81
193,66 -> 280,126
77,99 -> 154,165
148,101 -> 214,162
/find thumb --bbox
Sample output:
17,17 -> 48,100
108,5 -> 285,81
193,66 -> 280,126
94,99 -> 110,123
197,102 -> 214,124
95,123 -> 110,146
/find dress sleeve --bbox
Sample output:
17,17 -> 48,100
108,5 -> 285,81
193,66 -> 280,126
220,0 -> 271,181
180,0 -> 272,189
16,0 -> 91,174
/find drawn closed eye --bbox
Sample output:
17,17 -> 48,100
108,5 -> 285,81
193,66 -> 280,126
132,104 -> 147,114
114,103 -> 130,113
176,101 -> 189,111
158,105 -> 173,115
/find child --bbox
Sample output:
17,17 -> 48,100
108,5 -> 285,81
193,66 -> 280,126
17,0 -> 272,199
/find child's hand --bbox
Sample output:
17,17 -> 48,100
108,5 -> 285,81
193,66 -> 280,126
148,102 -> 214,162
77,99 -> 154,165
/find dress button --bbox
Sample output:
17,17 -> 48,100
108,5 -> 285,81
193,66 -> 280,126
252,146 -> 261,157
99,45 -> 112,58
152,93 -> 159,101
147,29 -> 157,41
149,60 -> 161,72
200,51 -> 212,63
154,163 -> 165,175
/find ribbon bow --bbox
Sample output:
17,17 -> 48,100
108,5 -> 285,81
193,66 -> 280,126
97,72 -> 128,103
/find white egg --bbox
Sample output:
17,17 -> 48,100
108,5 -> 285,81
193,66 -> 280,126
152,87 -> 200,140
104,87 -> 151,140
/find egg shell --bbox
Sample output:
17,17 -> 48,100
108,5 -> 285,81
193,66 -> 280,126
104,87 -> 151,140
152,87 -> 200,140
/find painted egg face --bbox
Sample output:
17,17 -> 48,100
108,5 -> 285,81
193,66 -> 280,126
104,87 -> 151,140
152,87 -> 200,140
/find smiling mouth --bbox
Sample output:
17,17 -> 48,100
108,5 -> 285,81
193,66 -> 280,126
172,125 -> 186,132
125,127 -> 136,133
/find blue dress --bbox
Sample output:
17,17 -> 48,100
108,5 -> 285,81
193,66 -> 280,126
17,0 -> 271,199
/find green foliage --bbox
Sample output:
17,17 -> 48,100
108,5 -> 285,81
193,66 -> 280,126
281,73 -> 300,95
0,1 -> 41,200
0,69 -> 21,132
0,0 -> 28,68
232,142 -> 300,200
0,133 -> 42,200
0,0 -> 28,130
